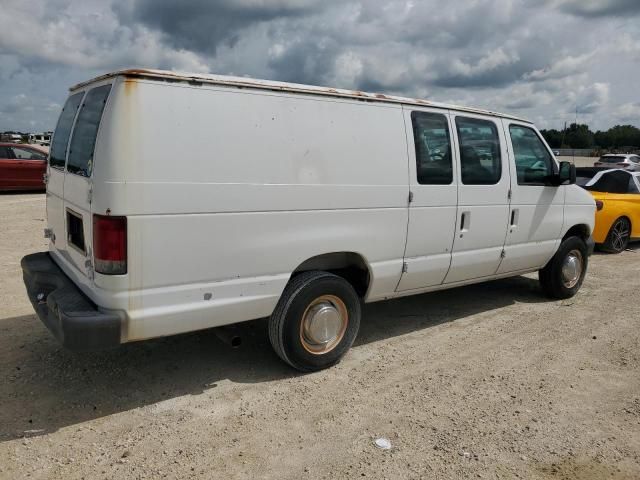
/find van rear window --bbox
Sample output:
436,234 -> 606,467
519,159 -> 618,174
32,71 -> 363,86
67,84 -> 112,177
49,92 -> 84,169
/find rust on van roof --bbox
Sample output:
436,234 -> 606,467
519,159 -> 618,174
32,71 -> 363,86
70,68 -> 530,123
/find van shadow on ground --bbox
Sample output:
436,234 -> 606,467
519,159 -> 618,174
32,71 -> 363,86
0,275 -> 547,442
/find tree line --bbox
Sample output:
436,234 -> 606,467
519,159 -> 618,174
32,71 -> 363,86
540,124 -> 640,149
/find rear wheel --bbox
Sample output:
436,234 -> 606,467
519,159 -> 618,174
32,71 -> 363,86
268,271 -> 361,372
601,217 -> 630,253
539,236 -> 588,299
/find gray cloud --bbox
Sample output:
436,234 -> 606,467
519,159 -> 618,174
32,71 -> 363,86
613,102 -> 640,123
554,0 -> 640,18
115,0 -> 325,54
577,82 -> 610,113
0,0 -> 637,132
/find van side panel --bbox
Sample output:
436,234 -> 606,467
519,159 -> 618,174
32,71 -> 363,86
92,79 -> 409,340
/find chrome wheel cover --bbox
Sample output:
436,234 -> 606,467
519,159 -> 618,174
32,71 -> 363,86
561,249 -> 583,289
300,295 -> 348,354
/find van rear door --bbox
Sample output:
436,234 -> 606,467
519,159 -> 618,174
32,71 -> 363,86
62,84 -> 112,278
47,92 -> 84,261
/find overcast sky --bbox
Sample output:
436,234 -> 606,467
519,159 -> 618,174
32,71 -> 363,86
1,0 -> 639,132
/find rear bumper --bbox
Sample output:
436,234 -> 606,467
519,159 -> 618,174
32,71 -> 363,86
21,252 -> 121,351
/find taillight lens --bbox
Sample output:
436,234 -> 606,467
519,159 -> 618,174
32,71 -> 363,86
93,214 -> 127,275
595,200 -> 604,211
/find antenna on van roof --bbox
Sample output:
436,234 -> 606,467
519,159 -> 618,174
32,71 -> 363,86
573,105 -> 578,163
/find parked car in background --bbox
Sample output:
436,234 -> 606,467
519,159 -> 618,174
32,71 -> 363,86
593,154 -> 640,171
0,143 -> 48,191
27,144 -> 49,154
578,168 -> 640,253
0,133 -> 23,143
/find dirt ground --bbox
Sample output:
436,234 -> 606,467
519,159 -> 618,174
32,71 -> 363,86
1,192 -> 639,480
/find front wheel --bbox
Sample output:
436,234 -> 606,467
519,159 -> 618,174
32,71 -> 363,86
268,271 -> 361,372
539,236 -> 588,299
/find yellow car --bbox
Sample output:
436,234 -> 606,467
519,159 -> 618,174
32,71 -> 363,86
579,168 -> 640,253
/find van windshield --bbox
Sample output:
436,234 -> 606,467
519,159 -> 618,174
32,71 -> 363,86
49,92 -> 84,169
67,84 -> 112,177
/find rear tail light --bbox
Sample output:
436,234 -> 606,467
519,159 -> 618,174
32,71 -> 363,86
595,200 -> 604,211
93,214 -> 127,275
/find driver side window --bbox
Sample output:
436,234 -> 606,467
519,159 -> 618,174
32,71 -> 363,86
509,125 -> 554,186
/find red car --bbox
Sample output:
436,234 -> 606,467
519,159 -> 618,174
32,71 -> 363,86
0,143 -> 48,191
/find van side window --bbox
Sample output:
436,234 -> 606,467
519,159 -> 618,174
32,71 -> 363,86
50,92 -> 84,169
455,117 -> 502,185
411,111 -> 453,185
67,84 -> 112,177
509,125 -> 554,185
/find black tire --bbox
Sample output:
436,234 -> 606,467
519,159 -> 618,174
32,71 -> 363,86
269,271 -> 361,372
539,236 -> 588,299
601,217 -> 631,253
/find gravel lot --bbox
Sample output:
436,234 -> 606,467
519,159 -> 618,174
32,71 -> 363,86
1,192 -> 639,480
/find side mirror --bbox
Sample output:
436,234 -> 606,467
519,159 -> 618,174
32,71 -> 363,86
558,161 -> 576,185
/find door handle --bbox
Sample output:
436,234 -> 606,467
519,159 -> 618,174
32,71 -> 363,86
460,211 -> 470,237
510,209 -> 519,229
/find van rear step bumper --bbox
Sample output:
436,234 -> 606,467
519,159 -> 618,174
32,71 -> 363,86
21,252 -> 121,352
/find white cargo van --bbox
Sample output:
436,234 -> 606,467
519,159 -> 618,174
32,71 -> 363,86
22,69 -> 595,371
